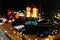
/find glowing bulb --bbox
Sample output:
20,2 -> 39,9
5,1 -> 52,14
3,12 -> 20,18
20,32 -> 22,34
26,7 -> 31,17
8,20 -> 11,22
4,30 -> 7,33
55,32 -> 57,34
39,14 -> 41,16
55,15 -> 56,18
48,35 -> 51,37
28,38 -> 30,40
32,8 -> 38,18
26,7 -> 31,11
35,38 -> 37,40
12,18 -> 15,22
14,31 -> 16,34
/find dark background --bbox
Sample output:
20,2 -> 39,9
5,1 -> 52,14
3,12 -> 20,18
0,0 -> 60,15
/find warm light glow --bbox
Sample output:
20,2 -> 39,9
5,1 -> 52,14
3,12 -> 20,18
44,38 -> 50,40
35,39 -> 37,40
12,18 -> 15,22
0,23 -> 4,25
20,32 -> 22,34
18,11 -> 21,13
57,17 -> 59,19
19,13 -> 24,16
26,7 -> 31,11
55,15 -> 56,18
58,13 -> 60,17
48,35 -> 51,37
4,30 -> 7,33
26,36 -> 28,38
14,12 -> 17,14
26,7 -> 31,17
24,35 -> 27,37
15,12 -> 20,19
17,36 -> 19,38
8,20 -> 12,22
39,14 -> 41,15
28,38 -> 30,40
52,36 -> 55,37
54,13 -> 60,20
32,8 -> 38,18
14,31 -> 16,34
